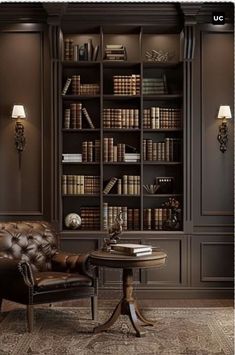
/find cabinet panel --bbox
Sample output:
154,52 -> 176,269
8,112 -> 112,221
191,235 -> 234,287
144,235 -> 187,286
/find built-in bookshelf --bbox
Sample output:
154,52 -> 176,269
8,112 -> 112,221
60,26 -> 183,233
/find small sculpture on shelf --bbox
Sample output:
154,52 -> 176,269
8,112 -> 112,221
145,49 -> 175,63
65,213 -> 81,230
162,198 -> 182,230
102,212 -> 124,252
143,184 -> 160,194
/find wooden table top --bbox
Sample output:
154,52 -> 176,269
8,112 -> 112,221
89,250 -> 167,269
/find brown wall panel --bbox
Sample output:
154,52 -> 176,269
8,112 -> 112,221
193,29 -> 234,231
191,235 -> 233,287
0,31 -> 43,215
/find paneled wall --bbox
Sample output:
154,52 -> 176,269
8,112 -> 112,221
0,4 -> 233,298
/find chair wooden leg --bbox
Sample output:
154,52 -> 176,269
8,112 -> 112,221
27,305 -> 34,332
91,295 -> 98,321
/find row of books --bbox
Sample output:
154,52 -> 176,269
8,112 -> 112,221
143,208 -> 182,230
103,203 -> 139,231
64,38 -> 99,62
143,138 -> 181,161
143,76 -> 167,95
113,75 -> 141,95
61,175 -> 100,195
104,44 -> 127,61
82,140 -> 100,162
143,107 -> 181,129
80,207 -> 100,230
103,138 -> 140,162
110,243 -> 152,257
64,104 -> 95,129
103,108 -> 139,129
62,75 -> 100,96
103,175 -> 141,195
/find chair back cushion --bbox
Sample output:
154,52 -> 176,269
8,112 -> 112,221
0,221 -> 58,272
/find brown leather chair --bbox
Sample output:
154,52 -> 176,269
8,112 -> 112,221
0,221 -> 97,332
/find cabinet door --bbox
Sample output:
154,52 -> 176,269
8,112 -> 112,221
191,235 -> 234,288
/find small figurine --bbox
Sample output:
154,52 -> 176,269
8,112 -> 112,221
162,198 -> 182,230
102,212 -> 124,251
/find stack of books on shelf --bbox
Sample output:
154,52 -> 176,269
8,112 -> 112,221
143,76 -> 167,95
103,175 -> 140,195
113,75 -> 140,95
64,104 -> 95,129
143,138 -> 181,161
103,203 -> 139,231
62,75 -> 100,96
80,207 -> 100,230
103,108 -> 139,129
124,153 -> 140,162
82,140 -> 100,162
110,243 -> 152,257
144,208 -> 181,230
62,154 -> 82,163
143,107 -> 181,129
104,44 -> 127,61
64,38 -> 99,61
62,175 -> 100,195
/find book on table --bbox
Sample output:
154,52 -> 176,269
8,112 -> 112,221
110,243 -> 152,256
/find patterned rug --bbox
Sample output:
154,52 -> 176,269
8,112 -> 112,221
0,307 -> 233,355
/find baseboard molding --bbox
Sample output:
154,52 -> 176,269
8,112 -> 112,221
98,288 -> 234,299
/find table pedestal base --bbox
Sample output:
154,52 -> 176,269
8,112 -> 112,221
94,268 -> 154,337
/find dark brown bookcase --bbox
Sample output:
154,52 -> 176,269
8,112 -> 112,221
59,25 -> 183,234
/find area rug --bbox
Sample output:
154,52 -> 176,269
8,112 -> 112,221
0,307 -> 233,355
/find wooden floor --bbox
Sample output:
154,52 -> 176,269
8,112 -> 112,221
2,298 -> 233,312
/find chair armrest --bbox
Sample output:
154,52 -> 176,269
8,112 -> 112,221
51,252 -> 95,278
0,257 -> 35,287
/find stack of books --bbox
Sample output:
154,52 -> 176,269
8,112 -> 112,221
143,107 -> 181,129
113,75 -> 140,95
61,175 -> 100,195
143,138 -> 181,161
143,76 -> 167,95
103,108 -> 139,129
103,175 -> 140,195
124,153 -> 140,162
64,38 -> 99,62
62,75 -> 100,96
104,44 -> 127,61
110,243 -> 152,257
80,207 -> 100,230
103,204 -> 140,231
62,154 -> 82,163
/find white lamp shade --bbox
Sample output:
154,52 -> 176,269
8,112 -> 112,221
218,105 -> 232,119
11,105 -> 26,119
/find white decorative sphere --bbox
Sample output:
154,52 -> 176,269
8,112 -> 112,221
65,213 -> 81,229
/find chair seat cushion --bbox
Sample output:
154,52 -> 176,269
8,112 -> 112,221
34,271 -> 92,291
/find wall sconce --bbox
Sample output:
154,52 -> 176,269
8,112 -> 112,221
217,105 -> 232,153
11,105 -> 26,168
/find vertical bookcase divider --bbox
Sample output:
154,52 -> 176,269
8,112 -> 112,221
100,26 -> 104,231
140,26 -> 144,231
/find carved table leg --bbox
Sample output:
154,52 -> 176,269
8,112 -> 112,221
94,268 -> 154,337
93,300 -> 122,333
135,301 -> 154,326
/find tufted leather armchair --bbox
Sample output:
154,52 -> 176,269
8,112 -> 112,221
0,221 -> 97,332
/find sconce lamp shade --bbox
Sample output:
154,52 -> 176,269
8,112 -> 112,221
217,105 -> 232,119
12,105 -> 26,119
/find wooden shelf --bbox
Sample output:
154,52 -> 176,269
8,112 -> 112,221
103,61 -> 140,68
62,162 -> 100,165
103,194 -> 140,197
143,161 -> 182,165
103,95 -> 140,100
143,128 -> 182,132
143,61 -> 182,68
62,61 -> 101,67
103,162 -> 140,165
62,194 -> 100,197
103,128 -> 140,132
62,95 -> 100,100
62,128 -> 100,132
143,193 -> 182,197
143,94 -> 182,100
